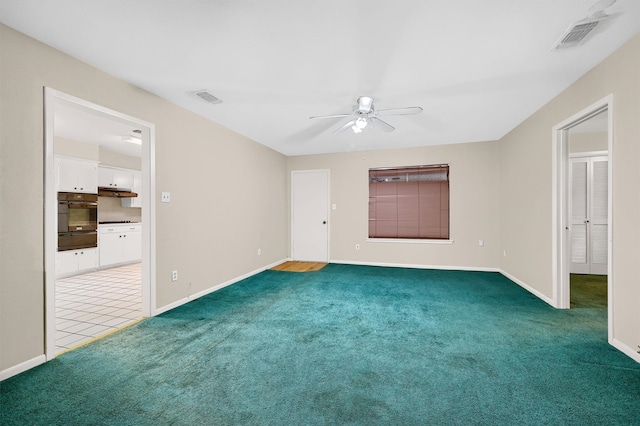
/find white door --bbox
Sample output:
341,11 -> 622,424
291,170 -> 329,262
570,156 -> 608,275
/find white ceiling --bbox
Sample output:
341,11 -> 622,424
1,1 -> 638,156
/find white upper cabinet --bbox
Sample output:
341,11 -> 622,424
121,170 -> 142,208
98,166 -> 134,190
56,157 -> 98,193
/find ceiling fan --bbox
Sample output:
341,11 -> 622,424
309,96 -> 423,134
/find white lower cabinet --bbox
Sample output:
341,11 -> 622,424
99,224 -> 142,267
56,248 -> 97,277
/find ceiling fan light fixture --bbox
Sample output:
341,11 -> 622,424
310,96 -> 422,135
352,117 -> 368,133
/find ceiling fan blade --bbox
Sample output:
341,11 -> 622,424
309,113 -> 352,120
370,117 -> 395,132
332,119 -> 356,135
376,106 -> 423,117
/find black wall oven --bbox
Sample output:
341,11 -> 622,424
58,192 -> 98,251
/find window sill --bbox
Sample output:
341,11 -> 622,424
366,238 -> 454,245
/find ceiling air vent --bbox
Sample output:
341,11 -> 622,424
191,90 -> 222,105
553,17 -> 606,49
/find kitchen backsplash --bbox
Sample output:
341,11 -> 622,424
98,197 -> 142,223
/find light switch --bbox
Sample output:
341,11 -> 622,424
332,204 -> 337,210
161,192 -> 171,203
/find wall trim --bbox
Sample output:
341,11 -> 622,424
610,338 -> 640,364
330,259 -> 499,272
332,260 -> 557,304
154,258 -> 289,315
0,355 -> 46,382
498,269 -> 555,306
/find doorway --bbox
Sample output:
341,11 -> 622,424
552,95 -> 612,339
291,170 -> 330,262
44,88 -> 156,360
569,153 -> 608,276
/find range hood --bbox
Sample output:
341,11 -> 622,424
98,187 -> 138,198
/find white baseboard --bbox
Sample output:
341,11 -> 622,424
498,269 -> 555,306
330,259 -> 500,273
331,260 -> 555,304
611,338 -> 640,364
1,354 -> 46,381
153,296 -> 190,316
154,258 -> 289,316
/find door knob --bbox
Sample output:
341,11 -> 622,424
322,221 -> 327,224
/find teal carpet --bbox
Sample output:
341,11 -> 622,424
2,264 -> 639,425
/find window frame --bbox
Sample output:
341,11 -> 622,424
368,164 -> 451,242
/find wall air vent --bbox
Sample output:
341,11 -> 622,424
553,17 -> 606,49
191,90 -> 223,104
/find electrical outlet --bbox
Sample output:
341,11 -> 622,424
258,248 -> 262,256
171,270 -> 178,282
479,239 -> 484,247
355,244 -> 360,251
161,192 -> 171,203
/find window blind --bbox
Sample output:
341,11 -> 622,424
369,165 -> 449,239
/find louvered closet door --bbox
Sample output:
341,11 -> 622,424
570,156 -> 608,275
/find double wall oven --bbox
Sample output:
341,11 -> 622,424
58,192 -> 98,251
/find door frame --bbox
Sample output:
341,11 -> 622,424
552,94 -> 613,337
290,169 -> 330,262
43,88 -> 157,360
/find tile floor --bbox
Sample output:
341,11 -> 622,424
55,262 -> 142,354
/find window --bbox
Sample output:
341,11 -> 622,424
369,165 -> 449,239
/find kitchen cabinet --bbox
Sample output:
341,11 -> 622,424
98,166 -> 134,190
56,248 -> 97,277
121,171 -> 142,208
56,157 -> 98,193
99,224 -> 142,267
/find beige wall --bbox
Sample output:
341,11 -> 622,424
288,141 -> 501,269
55,137 -> 100,160
0,24 -> 288,371
98,148 -> 141,170
55,137 -> 142,169
98,197 -> 142,223
499,35 -> 640,351
2,22 -> 638,374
